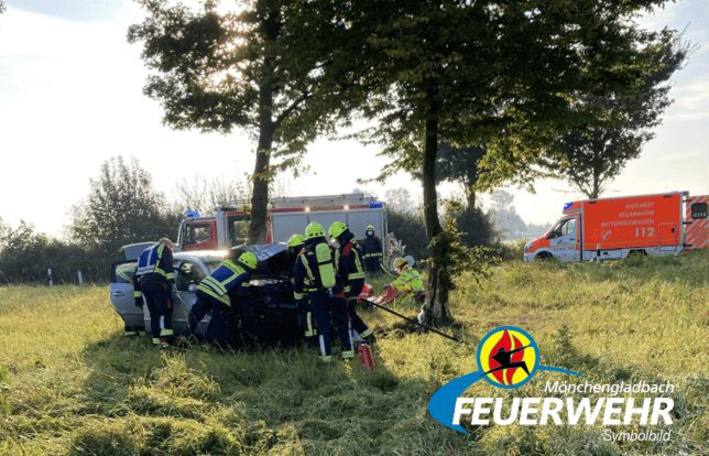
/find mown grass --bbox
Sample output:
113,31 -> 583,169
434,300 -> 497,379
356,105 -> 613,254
0,252 -> 707,455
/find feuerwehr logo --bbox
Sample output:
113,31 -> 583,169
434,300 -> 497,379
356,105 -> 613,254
428,326 -> 580,433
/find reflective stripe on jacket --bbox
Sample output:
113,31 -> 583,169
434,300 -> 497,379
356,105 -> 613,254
362,234 -> 383,258
196,259 -> 250,306
391,266 -> 424,293
335,240 -> 365,296
292,238 -> 343,299
136,244 -> 174,284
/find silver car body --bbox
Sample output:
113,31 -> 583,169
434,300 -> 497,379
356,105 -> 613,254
109,249 -> 227,336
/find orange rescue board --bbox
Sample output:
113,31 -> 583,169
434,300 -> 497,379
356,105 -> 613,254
582,194 -> 681,250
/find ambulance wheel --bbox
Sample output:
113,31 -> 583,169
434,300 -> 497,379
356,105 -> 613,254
536,252 -> 554,261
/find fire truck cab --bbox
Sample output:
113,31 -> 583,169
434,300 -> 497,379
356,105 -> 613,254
176,193 -> 388,252
524,191 -> 708,262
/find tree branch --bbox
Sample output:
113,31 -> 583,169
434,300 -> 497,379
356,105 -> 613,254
273,91 -> 311,129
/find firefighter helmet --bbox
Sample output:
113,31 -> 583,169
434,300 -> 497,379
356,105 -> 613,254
287,233 -> 305,248
304,222 -> 325,240
393,257 -> 407,271
328,221 -> 348,240
237,251 -> 258,271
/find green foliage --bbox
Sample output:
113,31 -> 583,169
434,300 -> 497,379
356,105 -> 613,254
426,205 -> 498,292
542,30 -> 687,198
0,252 -> 706,454
128,0 -> 359,241
444,200 -> 499,248
386,207 -> 428,260
436,143 -> 485,208
476,9 -> 687,194
0,220 -> 104,283
70,157 -> 179,256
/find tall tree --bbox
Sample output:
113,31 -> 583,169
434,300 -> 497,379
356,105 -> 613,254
334,0 -> 685,325
544,38 -> 685,199
70,157 -> 178,255
385,188 -> 416,214
437,143 -> 485,209
128,0 -> 345,242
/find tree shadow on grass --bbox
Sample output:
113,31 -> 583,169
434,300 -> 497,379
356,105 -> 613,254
72,331 -> 474,456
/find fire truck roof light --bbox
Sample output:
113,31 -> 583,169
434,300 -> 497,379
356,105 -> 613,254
563,202 -> 573,210
369,202 -> 384,208
305,207 -> 311,212
184,209 -> 200,218
344,205 -> 350,210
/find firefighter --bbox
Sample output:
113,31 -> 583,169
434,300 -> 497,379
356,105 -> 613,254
287,233 -> 315,339
328,221 -> 373,344
293,222 -> 354,362
287,234 -> 305,268
388,257 -> 426,305
187,249 -> 258,348
361,224 -> 383,275
135,238 -> 176,347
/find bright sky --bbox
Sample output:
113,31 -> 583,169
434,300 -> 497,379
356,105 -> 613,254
1,0 -> 707,237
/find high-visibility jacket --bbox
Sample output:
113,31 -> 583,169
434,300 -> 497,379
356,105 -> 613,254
196,259 -> 250,306
361,234 -> 383,259
135,244 -> 174,286
391,266 -> 424,293
335,235 -> 365,297
293,237 -> 343,300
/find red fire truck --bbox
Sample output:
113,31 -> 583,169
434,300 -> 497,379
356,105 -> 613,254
524,191 -> 708,262
176,193 -> 388,252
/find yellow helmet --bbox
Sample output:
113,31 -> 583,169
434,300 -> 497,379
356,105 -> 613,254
304,222 -> 325,240
237,251 -> 258,271
287,233 -> 305,248
366,224 -> 375,232
328,221 -> 348,240
393,257 -> 407,270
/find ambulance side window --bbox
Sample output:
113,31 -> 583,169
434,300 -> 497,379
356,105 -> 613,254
691,202 -> 707,219
548,220 -> 564,239
563,218 -> 577,238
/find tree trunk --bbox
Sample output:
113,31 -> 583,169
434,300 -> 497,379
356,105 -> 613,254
420,81 -> 453,326
248,55 -> 275,244
590,167 -> 601,199
465,185 -> 476,210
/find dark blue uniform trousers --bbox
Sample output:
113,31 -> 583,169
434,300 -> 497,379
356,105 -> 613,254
189,291 -> 237,348
142,281 -> 172,339
310,291 -> 353,359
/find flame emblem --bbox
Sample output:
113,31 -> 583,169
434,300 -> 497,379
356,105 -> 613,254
477,326 -> 539,388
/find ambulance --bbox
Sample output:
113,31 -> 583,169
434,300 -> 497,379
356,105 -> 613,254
524,191 -> 708,262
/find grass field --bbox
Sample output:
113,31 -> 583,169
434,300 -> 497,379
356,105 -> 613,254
0,252 -> 707,455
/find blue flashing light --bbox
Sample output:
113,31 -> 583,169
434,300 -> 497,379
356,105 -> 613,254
563,202 -> 573,210
184,209 -> 201,218
369,201 -> 384,209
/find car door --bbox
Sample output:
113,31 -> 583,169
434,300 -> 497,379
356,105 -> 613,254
109,261 -> 144,331
173,260 -> 210,336
548,217 -> 578,262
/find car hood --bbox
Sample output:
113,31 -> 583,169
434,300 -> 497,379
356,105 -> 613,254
236,243 -> 291,278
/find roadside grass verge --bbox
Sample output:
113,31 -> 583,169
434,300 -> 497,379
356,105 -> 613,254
0,252 -> 706,455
